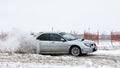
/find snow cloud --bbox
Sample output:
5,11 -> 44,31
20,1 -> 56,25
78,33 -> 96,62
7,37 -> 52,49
0,29 -> 40,54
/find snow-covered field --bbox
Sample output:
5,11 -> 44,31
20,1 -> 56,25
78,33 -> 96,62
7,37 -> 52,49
0,30 -> 120,68
0,49 -> 120,68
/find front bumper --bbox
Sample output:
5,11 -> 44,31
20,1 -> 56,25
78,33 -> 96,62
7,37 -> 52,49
93,46 -> 97,52
82,44 -> 98,54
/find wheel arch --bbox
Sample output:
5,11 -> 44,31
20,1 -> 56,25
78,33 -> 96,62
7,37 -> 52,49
69,45 -> 82,54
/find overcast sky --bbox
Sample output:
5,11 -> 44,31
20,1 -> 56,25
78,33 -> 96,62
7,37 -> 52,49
0,0 -> 120,34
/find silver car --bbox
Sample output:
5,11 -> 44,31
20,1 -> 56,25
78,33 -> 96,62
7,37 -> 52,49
36,32 -> 97,56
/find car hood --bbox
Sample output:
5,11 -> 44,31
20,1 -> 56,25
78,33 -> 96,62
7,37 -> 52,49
66,39 -> 95,46
67,39 -> 85,46
78,39 -> 95,44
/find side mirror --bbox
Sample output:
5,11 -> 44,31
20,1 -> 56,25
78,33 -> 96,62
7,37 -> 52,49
61,38 -> 66,42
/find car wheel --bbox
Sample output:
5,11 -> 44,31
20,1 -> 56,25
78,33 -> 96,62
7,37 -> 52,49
70,46 -> 81,56
82,53 -> 87,56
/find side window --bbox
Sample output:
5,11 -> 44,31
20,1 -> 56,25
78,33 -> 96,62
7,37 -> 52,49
50,34 -> 62,41
37,34 -> 50,41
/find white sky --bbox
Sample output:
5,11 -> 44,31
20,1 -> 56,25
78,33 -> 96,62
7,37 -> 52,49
0,0 -> 120,34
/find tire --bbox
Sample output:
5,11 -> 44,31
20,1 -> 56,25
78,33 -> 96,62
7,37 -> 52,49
70,46 -> 81,56
82,53 -> 87,56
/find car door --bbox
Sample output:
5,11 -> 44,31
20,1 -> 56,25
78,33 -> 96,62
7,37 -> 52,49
49,33 -> 69,53
36,33 -> 51,53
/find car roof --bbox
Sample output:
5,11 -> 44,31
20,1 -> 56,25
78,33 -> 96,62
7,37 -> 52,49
38,32 -> 66,34
35,32 -> 66,38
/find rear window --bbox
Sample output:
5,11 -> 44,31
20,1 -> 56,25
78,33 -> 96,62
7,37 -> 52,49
37,33 -> 50,41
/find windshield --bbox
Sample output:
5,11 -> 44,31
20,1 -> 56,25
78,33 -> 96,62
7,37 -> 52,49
59,33 -> 76,41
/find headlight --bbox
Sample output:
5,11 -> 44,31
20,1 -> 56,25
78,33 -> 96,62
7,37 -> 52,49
84,43 -> 91,47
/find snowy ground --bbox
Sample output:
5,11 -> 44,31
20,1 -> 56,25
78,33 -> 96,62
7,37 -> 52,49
0,30 -> 120,68
0,49 -> 120,68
